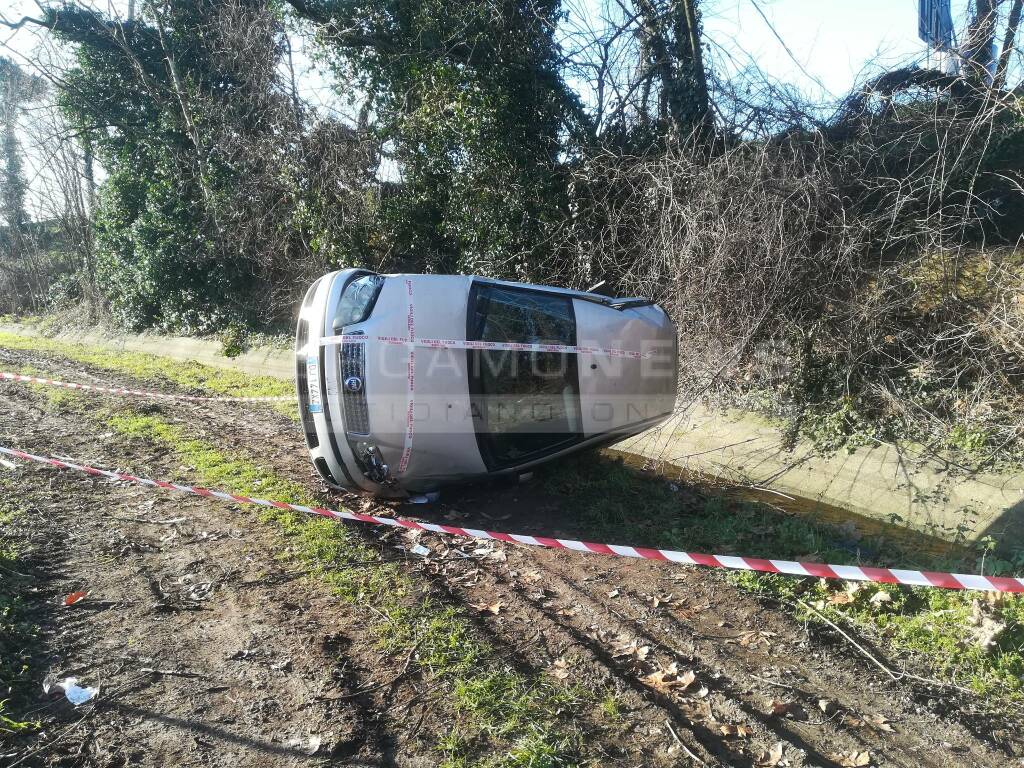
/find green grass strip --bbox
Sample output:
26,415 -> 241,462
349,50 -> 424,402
0,330 -> 292,400
0,481 -> 42,736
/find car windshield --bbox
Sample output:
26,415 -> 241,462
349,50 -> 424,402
468,284 -> 582,468
334,274 -> 385,330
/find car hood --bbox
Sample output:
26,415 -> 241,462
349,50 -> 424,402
339,274 -> 488,484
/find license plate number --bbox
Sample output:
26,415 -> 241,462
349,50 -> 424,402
306,356 -> 323,413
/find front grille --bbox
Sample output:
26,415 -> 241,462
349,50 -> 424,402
295,318 -> 319,449
340,341 -> 370,435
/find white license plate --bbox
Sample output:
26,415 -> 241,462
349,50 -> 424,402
306,356 -> 323,413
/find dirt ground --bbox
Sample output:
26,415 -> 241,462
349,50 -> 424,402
1,344 -> 1022,768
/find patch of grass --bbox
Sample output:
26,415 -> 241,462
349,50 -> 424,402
598,692 -> 623,721
0,481 -> 42,736
3,363 -> 84,414
106,409 -> 591,766
0,330 -> 293,405
541,453 -> 1024,709
732,572 -> 1024,702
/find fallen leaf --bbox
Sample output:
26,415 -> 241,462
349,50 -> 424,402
643,670 -> 677,693
474,601 -> 503,615
864,714 -> 895,733
611,639 -> 651,663
829,750 -> 871,767
769,700 -> 806,719
755,741 -> 784,767
715,722 -> 751,738
642,664 -> 697,694
64,590 -> 89,607
734,630 -> 776,648
549,659 -> 570,681
828,592 -> 855,605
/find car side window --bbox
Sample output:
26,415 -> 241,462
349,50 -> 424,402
468,284 -> 583,469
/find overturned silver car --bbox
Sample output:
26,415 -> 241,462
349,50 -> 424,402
296,270 -> 677,497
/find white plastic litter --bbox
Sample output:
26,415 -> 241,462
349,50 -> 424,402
409,544 -> 431,557
45,677 -> 99,705
407,491 -> 441,504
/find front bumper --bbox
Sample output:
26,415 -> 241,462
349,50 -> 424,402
295,269 -> 393,496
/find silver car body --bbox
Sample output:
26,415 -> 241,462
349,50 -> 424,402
296,270 -> 677,497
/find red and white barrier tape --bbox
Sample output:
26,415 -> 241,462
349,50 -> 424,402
3,443 -> 1021,593
0,371 -> 294,403
398,279 -> 416,474
319,335 -> 653,360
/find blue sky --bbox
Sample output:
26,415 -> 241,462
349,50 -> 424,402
703,0 -> 978,99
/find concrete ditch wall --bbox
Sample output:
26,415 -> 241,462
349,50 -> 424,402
5,321 -> 1021,551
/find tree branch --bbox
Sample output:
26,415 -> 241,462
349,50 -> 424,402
0,15 -> 47,30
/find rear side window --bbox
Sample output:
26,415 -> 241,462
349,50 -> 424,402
334,274 -> 385,330
468,284 -> 582,469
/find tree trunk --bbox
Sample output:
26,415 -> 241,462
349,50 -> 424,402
82,131 -> 95,216
679,0 -> 711,132
995,0 -> 1023,89
633,0 -> 711,136
964,0 -> 999,84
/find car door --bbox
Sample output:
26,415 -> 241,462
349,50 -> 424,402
466,281 -> 584,472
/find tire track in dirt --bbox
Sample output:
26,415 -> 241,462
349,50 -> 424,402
429,539 -> 998,768
0,388 -> 416,766
0,350 -> 734,763
1,345 -> 1020,767
3,353 -> 692,766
